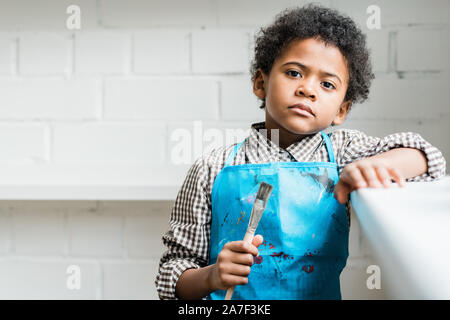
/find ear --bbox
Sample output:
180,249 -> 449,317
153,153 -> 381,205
332,100 -> 352,126
253,69 -> 267,99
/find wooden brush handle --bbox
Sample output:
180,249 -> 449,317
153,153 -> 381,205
224,230 -> 254,300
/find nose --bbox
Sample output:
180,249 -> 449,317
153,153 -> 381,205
296,79 -> 316,100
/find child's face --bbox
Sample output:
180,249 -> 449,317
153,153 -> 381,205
253,37 -> 351,137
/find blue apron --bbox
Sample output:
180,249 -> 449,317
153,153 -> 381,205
207,131 -> 349,300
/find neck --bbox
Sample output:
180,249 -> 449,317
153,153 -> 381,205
264,115 -> 312,149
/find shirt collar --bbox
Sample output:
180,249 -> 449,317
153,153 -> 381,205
249,121 -> 324,161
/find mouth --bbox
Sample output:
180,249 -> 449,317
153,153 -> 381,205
288,103 -> 315,118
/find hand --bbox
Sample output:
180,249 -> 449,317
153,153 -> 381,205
208,234 -> 264,291
334,158 -> 406,204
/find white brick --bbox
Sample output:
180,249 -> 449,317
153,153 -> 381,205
75,32 -> 130,74
0,124 -> 47,165
102,261 -> 159,299
53,123 -> 166,165
0,258 -> 99,299
125,213 -> 170,259
192,30 -> 250,74
221,77 -> 265,120
0,34 -> 13,74
19,33 -> 69,75
133,30 -> 190,74
105,78 -> 219,120
346,77 -> 449,120
397,29 -> 450,71
0,79 -> 99,119
68,213 -> 123,257
12,210 -> 66,255
0,0 -> 98,30
98,0 -> 216,28
335,0 -> 450,27
217,0 -> 331,27
366,29 -> 389,72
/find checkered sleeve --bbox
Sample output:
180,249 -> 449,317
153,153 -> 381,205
155,156 -> 212,300
337,129 -> 446,182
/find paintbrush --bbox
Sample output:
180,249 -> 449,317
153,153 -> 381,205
224,181 -> 273,300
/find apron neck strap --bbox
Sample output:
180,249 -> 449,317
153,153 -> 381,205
320,131 -> 336,163
224,139 -> 246,167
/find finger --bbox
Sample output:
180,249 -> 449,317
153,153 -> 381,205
230,253 -> 255,266
340,166 -> 367,189
374,165 -> 392,188
334,181 -> 352,204
359,165 -> 383,188
252,234 -> 263,249
387,167 -> 406,187
226,262 -> 252,277
221,273 -> 249,287
227,240 -> 258,256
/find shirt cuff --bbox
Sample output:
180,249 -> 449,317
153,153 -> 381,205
159,259 -> 202,300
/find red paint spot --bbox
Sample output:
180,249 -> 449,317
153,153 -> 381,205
270,251 -> 291,260
269,243 -> 275,250
253,255 -> 263,264
302,265 -> 314,273
270,251 -> 283,257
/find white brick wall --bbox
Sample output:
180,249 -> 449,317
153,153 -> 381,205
0,258 -> 100,299
98,0 -> 217,28
0,0 -> 448,299
0,78 -> 100,119
104,78 -> 219,120
133,30 -> 190,74
191,30 -> 250,74
0,0 -> 99,31
19,33 -> 70,75
75,32 -> 130,74
397,28 -> 450,71
217,0 -> 331,27
347,77 -> 450,120
335,0 -> 450,27
0,124 -> 47,165
0,34 -> 15,75
52,123 -> 167,165
0,200 -> 172,299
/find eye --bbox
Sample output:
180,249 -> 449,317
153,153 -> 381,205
286,70 -> 302,78
322,81 -> 336,90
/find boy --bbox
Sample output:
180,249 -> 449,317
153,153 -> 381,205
156,4 -> 446,300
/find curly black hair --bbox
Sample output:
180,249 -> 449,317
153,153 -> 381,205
250,3 -> 374,111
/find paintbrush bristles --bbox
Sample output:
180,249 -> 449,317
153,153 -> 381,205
247,182 -> 273,232
256,182 -> 273,202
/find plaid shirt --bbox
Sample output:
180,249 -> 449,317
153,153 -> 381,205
155,121 -> 446,300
